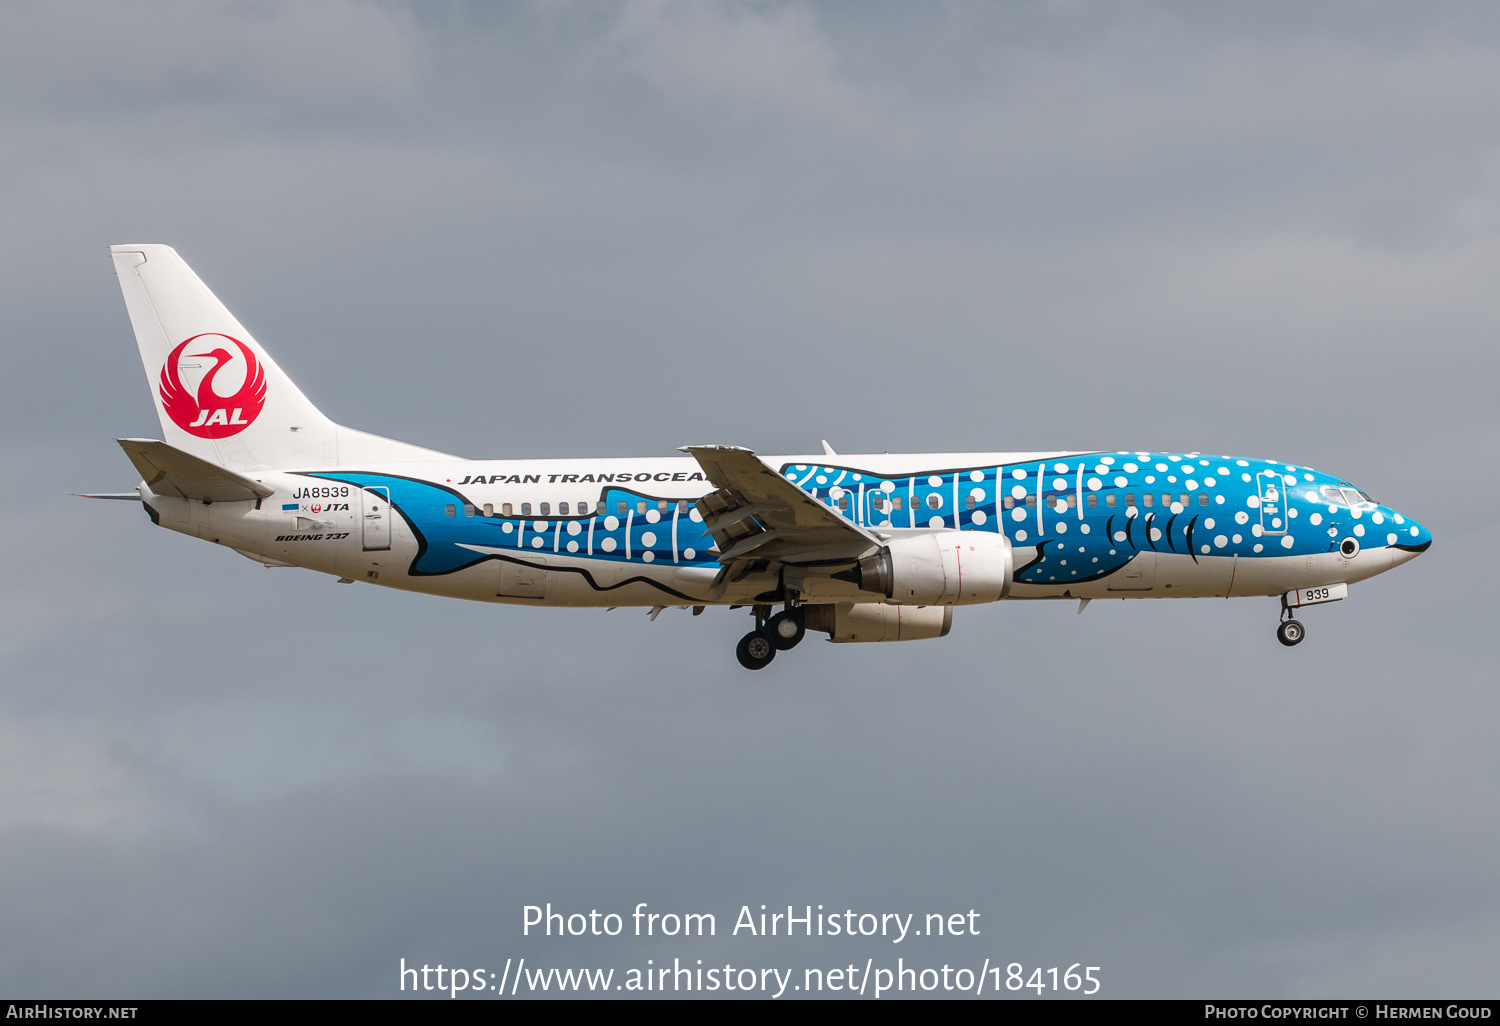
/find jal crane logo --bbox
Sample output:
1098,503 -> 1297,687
158,334 -> 266,438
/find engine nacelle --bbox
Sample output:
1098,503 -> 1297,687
856,531 -> 1011,605
804,602 -> 952,643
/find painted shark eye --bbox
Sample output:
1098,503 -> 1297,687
1339,537 -> 1360,559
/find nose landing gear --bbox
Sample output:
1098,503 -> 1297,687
1276,595 -> 1306,647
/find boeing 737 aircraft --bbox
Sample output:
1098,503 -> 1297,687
85,245 -> 1431,669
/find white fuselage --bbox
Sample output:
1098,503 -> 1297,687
137,449 -> 1424,610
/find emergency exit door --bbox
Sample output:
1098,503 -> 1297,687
1257,471 -> 1286,536
361,486 -> 391,551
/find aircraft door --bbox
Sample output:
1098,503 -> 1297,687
1107,551 -> 1157,591
497,558 -> 552,599
361,486 -> 391,551
1257,471 -> 1286,536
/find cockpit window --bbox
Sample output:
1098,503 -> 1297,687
1322,484 -> 1376,507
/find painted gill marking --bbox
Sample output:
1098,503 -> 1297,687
1186,514 -> 1199,564
1036,464 -> 1044,535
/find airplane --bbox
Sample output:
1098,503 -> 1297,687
83,245 -> 1432,670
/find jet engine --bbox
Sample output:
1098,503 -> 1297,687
854,531 -> 1011,605
803,602 -> 952,643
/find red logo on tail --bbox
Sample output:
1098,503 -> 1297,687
158,334 -> 266,438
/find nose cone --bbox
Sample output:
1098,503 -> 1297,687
1383,510 -> 1431,566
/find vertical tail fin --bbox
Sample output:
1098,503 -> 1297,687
110,245 -> 454,469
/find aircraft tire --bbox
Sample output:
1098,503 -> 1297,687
736,629 -> 777,670
1276,619 -> 1305,647
767,610 -> 806,651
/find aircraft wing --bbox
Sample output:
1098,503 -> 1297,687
679,446 -> 881,593
117,438 -> 274,502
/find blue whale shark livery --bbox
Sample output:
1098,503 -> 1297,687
89,245 -> 1431,669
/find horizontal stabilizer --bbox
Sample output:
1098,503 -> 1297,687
117,438 -> 273,502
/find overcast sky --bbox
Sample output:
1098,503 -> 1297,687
2,0 -> 1497,999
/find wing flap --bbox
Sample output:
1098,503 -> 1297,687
679,444 -> 878,566
117,438 -> 274,502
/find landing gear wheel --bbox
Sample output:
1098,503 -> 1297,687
766,609 -> 806,651
1276,619 -> 1305,647
736,629 -> 777,670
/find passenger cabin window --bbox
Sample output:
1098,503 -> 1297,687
1025,495 -> 1036,509
1105,493 -> 1116,507
927,494 -> 942,509
636,501 -> 647,514
559,502 -> 569,515
677,501 -> 690,513
617,501 -> 627,515
445,504 -> 456,517
577,501 -> 589,515
539,502 -> 550,516
521,502 -> 532,516
464,503 -> 475,517
1179,494 -> 1188,506
1143,493 -> 1153,507
894,497 -> 904,510
1124,494 -> 1135,507
502,503 -> 513,516
965,496 -> 976,510
1003,496 -> 1014,509
838,496 -> 849,511
1087,493 -> 1097,507
1067,494 -> 1077,508
1161,494 -> 1171,507
658,500 -> 668,513
483,503 -> 493,517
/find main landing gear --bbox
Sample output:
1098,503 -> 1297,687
1276,598 -> 1305,648
736,604 -> 806,670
